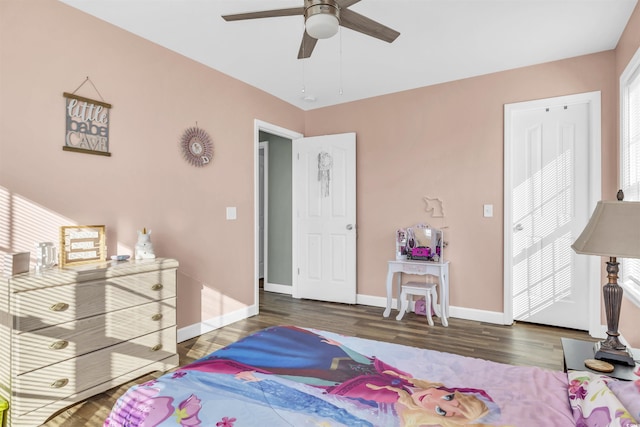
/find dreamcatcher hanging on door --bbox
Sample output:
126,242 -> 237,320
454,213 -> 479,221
318,151 -> 333,197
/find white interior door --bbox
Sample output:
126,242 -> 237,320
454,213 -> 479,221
293,132 -> 356,304
504,92 -> 601,331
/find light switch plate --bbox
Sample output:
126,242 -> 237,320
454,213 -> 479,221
483,204 -> 493,217
226,207 -> 237,220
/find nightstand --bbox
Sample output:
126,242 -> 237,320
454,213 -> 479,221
561,337 -> 639,381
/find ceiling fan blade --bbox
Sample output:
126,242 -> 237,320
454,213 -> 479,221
339,8 -> 400,43
336,0 -> 361,8
222,7 -> 304,21
298,32 -> 318,59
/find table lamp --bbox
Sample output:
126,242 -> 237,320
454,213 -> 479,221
571,190 -> 639,366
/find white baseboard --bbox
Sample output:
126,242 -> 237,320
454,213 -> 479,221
177,303 -> 258,343
178,292 -> 598,343
263,282 -> 292,294
356,293 -> 506,324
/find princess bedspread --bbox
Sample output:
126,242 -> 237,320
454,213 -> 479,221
104,325 -> 640,427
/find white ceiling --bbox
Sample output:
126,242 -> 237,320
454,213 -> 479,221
58,0 -> 637,111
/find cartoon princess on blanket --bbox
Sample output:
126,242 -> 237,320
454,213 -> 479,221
181,325 -> 503,426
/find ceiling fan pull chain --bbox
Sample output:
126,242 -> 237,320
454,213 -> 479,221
339,27 -> 344,95
301,58 -> 306,94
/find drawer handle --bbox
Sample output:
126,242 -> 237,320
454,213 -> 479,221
151,344 -> 163,352
151,283 -> 163,291
50,378 -> 69,388
151,313 -> 163,321
49,340 -> 69,350
49,302 -> 69,312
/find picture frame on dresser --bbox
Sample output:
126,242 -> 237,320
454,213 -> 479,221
59,225 -> 106,267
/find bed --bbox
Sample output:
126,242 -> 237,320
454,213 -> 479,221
104,325 -> 640,427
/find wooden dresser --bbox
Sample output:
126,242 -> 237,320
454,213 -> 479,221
0,258 -> 179,426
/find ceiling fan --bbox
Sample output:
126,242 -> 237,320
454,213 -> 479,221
222,0 -> 400,59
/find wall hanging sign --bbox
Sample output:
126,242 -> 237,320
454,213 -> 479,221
180,124 -> 213,167
59,225 -> 106,267
63,77 -> 111,156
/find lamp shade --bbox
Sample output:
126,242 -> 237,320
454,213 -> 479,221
305,13 -> 339,39
571,200 -> 640,259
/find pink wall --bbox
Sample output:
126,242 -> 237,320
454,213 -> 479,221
0,0 -> 304,329
1,0 -> 638,347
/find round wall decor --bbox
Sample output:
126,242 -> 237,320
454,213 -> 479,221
180,126 -> 213,167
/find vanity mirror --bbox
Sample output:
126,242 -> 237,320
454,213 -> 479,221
405,223 -> 443,262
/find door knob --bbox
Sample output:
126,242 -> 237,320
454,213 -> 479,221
514,224 -> 524,231
346,224 -> 353,230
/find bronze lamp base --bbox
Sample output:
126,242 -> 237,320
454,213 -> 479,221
594,341 -> 635,366
594,258 -> 636,367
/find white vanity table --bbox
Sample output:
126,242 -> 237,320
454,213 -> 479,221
383,259 -> 450,326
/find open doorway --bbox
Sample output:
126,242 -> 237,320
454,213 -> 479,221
253,120 -> 303,309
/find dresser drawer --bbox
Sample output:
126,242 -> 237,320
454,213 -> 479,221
14,268 -> 176,332
401,262 -> 430,274
14,297 -> 176,374
12,326 -> 177,417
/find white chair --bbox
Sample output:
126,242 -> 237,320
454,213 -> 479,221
396,281 -> 438,325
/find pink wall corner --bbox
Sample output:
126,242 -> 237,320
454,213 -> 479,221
616,2 -> 640,77
305,51 -> 617,315
0,0 -> 304,329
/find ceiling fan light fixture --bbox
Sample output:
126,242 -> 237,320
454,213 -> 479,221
306,13 -> 339,39
304,1 -> 339,39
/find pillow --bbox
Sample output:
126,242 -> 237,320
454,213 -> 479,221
567,371 -> 638,427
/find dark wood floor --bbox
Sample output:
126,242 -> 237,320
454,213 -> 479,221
43,290 -> 594,426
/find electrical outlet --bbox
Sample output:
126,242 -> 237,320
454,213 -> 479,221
483,204 -> 493,217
